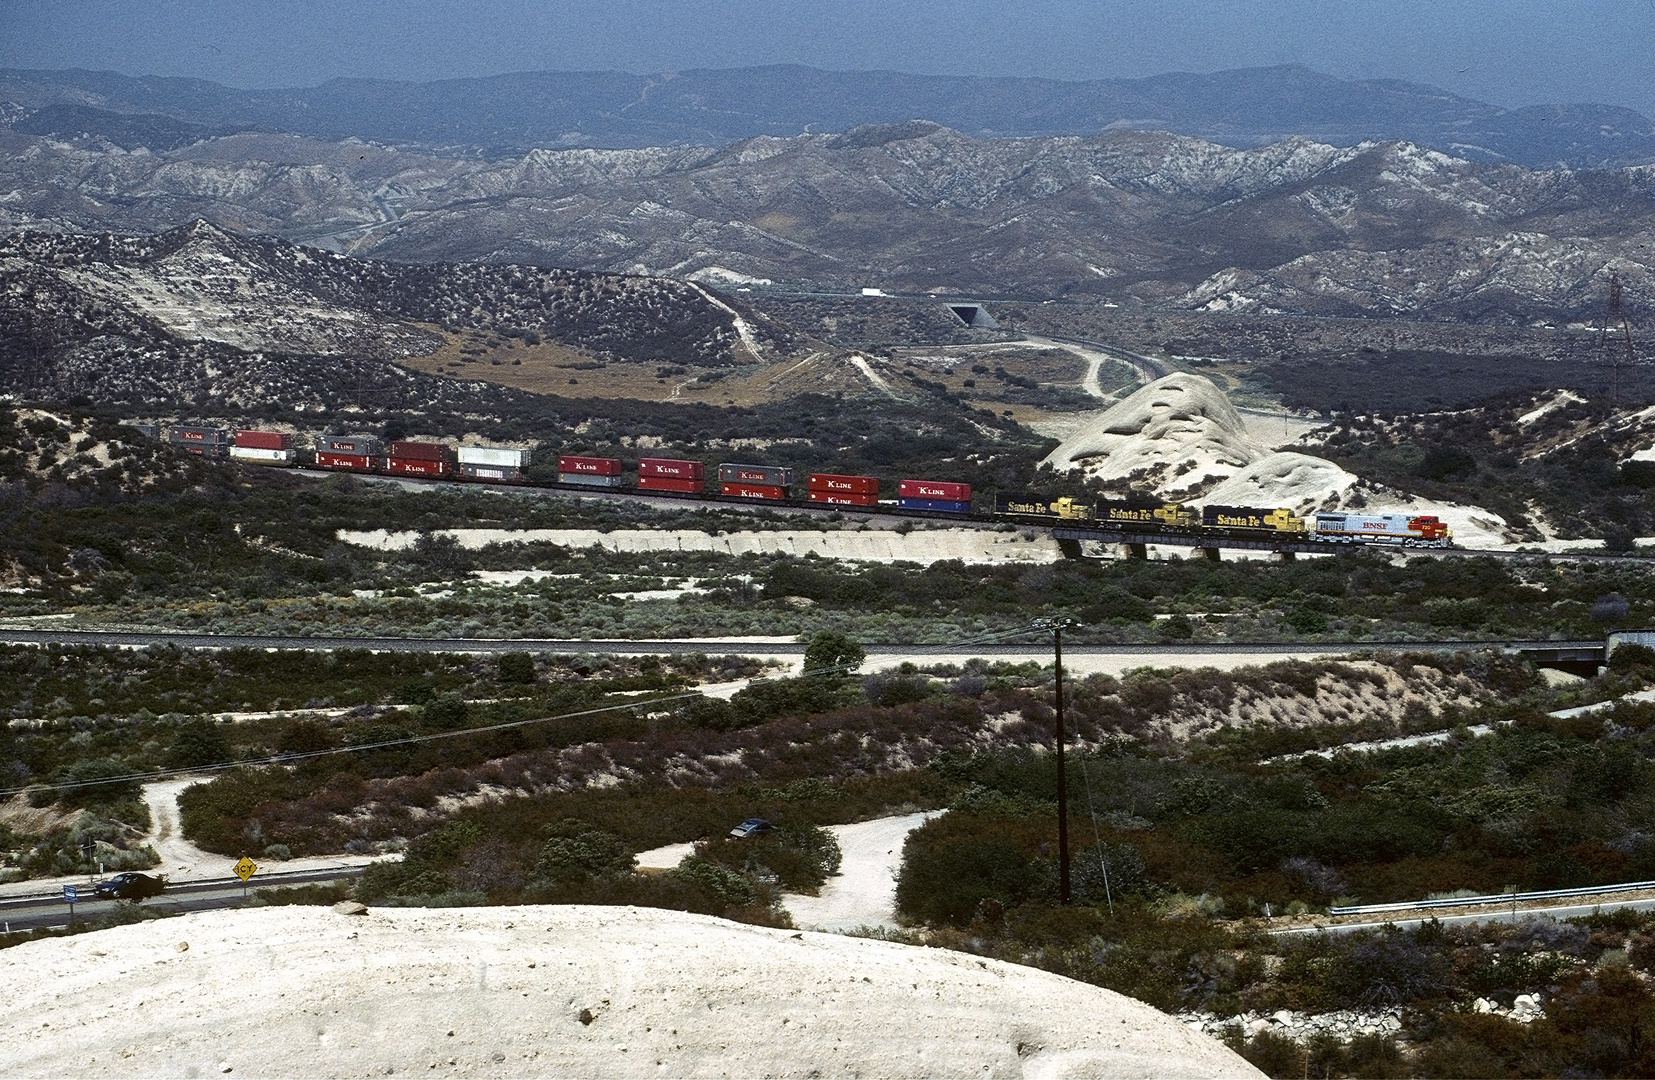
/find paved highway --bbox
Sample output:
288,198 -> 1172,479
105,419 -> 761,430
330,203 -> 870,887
0,627 -> 1596,657
0,868 -> 363,934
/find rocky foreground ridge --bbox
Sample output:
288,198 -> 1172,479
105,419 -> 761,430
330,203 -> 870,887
0,904 -> 1260,1078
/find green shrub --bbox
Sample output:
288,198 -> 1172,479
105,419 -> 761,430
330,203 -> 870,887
56,758 -> 141,807
895,812 -> 1045,927
531,819 -> 635,883
670,856 -> 757,908
167,718 -> 231,768
275,718 -> 335,755
700,823 -> 843,893
497,652 -> 536,685
252,881 -> 354,906
728,677 -> 847,726
177,768 -> 301,853
422,692 -> 469,730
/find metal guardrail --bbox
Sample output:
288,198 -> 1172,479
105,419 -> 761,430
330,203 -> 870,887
1330,879 -> 1655,916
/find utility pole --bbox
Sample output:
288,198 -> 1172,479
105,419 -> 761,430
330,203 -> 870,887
1038,617 -> 1076,903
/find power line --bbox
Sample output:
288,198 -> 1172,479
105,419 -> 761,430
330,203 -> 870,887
1600,270 -> 1637,404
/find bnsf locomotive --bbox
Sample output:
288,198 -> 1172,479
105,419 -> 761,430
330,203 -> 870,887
151,424 -> 1453,549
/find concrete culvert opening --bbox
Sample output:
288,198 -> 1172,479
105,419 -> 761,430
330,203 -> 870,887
947,303 -> 999,328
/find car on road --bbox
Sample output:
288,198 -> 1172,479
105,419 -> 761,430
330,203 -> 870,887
728,817 -> 774,839
93,872 -> 166,900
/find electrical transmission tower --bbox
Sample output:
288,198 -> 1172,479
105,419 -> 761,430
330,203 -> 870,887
1599,271 -> 1636,404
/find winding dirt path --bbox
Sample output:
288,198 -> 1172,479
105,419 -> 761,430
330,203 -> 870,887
783,810 -> 940,931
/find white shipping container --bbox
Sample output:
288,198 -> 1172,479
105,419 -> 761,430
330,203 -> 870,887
460,464 -> 524,481
457,445 -> 531,467
228,446 -> 298,465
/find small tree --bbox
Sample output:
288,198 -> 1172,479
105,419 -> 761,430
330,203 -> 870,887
803,630 -> 865,679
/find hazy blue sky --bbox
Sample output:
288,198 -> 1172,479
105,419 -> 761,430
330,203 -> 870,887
5,0 -> 1654,112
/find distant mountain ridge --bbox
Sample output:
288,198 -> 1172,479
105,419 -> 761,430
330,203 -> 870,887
3,63 -> 1654,169
7,120 -> 1655,321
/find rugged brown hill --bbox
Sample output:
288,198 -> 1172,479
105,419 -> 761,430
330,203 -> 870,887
0,221 -> 748,408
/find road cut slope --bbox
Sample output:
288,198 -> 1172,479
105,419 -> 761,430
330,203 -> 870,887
0,905 -> 1259,1079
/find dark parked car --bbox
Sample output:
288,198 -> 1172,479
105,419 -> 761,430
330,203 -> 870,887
728,817 -> 774,839
93,872 -> 165,900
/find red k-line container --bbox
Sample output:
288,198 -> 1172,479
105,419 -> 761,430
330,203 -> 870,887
721,482 -> 787,501
316,451 -> 377,471
235,429 -> 293,450
389,440 -> 451,462
638,476 -> 702,493
557,455 -> 623,476
898,478 -> 971,502
808,490 -> 879,507
718,463 -> 793,486
808,473 -> 879,495
386,456 -> 454,477
170,426 -> 228,444
638,457 -> 704,480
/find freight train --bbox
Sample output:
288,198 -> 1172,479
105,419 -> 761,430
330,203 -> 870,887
993,495 -> 1452,548
149,424 -> 1453,549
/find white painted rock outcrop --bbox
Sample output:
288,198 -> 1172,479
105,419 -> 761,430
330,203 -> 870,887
1041,373 -> 1266,496
0,905 -> 1261,1079
1198,452 -> 1360,513
342,526 -> 1062,565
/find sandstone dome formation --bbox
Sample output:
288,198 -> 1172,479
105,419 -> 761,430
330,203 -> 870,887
1198,451 -> 1360,514
1041,373 -> 1266,496
1,905 -> 1261,1079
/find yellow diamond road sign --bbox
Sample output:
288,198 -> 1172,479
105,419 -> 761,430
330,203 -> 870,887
234,857 -> 258,881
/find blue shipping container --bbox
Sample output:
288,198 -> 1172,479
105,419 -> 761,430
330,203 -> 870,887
896,497 -> 973,514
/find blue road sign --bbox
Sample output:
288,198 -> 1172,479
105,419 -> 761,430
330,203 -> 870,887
62,885 -> 78,903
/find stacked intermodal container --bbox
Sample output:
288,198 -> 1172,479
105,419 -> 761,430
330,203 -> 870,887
638,457 -> 705,494
896,478 -> 971,514
229,429 -> 297,466
315,434 -> 381,472
807,472 -> 879,507
457,445 -> 531,482
718,462 -> 793,501
168,426 -> 230,457
385,440 -> 455,478
558,455 -> 624,487
126,422 -> 160,440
